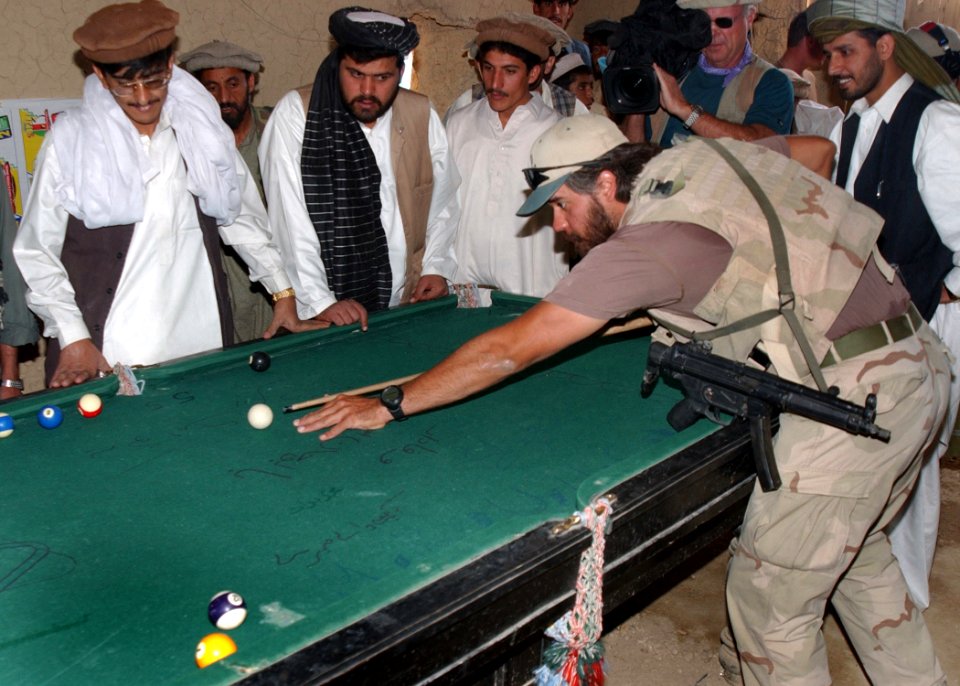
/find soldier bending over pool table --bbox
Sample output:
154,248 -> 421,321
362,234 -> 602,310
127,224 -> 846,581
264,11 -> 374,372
294,115 -> 951,685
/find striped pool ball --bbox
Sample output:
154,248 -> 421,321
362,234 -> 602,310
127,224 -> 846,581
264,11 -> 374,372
208,591 -> 247,630
0,412 -> 13,438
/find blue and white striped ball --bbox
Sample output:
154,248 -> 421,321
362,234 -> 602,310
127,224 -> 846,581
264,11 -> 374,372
208,591 -> 247,630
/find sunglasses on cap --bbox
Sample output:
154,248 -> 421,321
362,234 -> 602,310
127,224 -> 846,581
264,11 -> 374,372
523,160 -> 600,190
712,17 -> 735,29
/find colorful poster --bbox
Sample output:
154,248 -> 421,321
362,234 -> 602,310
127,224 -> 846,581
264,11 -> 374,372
0,98 -> 78,221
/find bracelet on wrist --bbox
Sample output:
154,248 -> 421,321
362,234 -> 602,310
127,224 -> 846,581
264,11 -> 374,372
272,287 -> 296,303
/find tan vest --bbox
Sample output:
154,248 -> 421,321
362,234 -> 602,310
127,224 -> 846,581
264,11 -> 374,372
624,137 -> 889,384
650,54 -> 776,146
298,86 -> 434,303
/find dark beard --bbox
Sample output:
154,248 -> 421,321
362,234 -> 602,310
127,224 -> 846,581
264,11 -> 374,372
220,99 -> 250,130
347,85 -> 400,123
571,198 -> 618,256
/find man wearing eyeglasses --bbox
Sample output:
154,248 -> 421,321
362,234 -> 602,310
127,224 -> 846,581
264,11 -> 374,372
13,0 -> 324,388
645,0 -> 794,147
532,0 -> 591,67
294,115 -> 950,686
807,0 -> 960,616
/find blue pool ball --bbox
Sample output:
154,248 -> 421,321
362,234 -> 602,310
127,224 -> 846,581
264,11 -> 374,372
0,412 -> 13,438
248,351 -> 271,372
208,591 -> 247,630
37,405 -> 64,430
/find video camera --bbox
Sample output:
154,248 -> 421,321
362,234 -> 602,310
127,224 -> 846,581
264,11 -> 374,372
602,0 -> 712,114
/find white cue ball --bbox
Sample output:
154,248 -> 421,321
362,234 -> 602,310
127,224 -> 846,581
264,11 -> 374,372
247,403 -> 274,430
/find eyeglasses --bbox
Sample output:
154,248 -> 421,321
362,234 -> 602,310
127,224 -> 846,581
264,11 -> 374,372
108,72 -> 172,96
523,160 -> 598,190
712,17 -> 735,29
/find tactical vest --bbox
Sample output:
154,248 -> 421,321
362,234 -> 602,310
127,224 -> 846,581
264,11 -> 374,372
296,86 -> 434,304
650,55 -> 776,146
626,137 -> 887,384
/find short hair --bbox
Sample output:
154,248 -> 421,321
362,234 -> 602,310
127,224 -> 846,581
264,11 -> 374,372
565,143 -> 663,203
337,45 -> 404,69
94,45 -> 173,79
786,12 -> 810,48
477,40 -> 542,71
855,27 -> 889,47
553,64 -> 592,90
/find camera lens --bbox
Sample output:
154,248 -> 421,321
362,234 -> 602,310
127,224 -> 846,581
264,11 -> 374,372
602,64 -> 660,114
620,68 -> 656,102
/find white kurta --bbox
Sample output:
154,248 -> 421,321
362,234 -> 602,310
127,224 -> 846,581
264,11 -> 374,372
445,94 -> 567,298
831,73 -> 960,610
14,113 -> 289,367
259,90 -> 460,320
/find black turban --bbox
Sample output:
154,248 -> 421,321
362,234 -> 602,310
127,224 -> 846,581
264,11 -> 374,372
329,7 -> 419,56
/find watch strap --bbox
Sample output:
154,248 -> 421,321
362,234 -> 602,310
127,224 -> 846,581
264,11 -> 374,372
683,104 -> 704,130
379,385 -> 407,421
1,379 -> 24,390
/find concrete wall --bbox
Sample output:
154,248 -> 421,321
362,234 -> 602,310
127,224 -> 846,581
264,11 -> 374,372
1,0 -> 805,114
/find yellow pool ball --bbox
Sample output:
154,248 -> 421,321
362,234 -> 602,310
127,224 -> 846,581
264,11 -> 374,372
195,632 -> 237,668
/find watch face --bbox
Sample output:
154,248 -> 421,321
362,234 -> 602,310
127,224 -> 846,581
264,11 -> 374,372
381,385 -> 402,406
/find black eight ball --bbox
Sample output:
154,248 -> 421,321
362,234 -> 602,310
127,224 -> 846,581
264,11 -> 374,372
249,351 -> 271,372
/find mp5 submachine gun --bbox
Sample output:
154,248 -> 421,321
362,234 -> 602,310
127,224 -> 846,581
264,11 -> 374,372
640,341 -> 891,492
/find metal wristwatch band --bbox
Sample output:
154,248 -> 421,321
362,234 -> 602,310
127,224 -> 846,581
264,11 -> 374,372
683,104 -> 704,130
1,379 -> 24,390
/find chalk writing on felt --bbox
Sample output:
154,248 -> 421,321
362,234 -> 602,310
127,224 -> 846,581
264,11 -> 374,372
290,486 -> 344,515
230,447 -> 340,480
0,541 -> 77,593
378,426 -> 439,464
274,492 -> 404,569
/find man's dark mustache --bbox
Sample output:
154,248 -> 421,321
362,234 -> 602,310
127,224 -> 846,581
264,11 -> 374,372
485,89 -> 509,98
351,96 -> 382,107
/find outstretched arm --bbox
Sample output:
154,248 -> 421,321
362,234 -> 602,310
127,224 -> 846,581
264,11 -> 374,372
294,301 -> 608,440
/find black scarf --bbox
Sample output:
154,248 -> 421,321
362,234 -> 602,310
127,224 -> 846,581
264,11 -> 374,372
300,52 -> 392,311
299,7 -> 421,312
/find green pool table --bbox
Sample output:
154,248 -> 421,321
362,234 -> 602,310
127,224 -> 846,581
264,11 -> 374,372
0,295 -> 755,685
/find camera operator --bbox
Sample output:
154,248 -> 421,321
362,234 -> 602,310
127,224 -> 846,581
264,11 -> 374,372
643,0 -> 794,146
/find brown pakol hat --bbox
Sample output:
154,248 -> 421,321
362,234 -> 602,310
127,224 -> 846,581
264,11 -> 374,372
475,16 -> 555,62
74,0 -> 179,64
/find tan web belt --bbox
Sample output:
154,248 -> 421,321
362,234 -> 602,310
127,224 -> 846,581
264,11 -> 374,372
821,303 -> 923,368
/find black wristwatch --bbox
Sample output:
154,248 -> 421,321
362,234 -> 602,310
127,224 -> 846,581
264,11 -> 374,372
379,385 -> 407,421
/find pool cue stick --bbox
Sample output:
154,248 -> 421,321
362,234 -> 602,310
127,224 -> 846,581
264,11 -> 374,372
282,315 -> 653,414
283,373 -> 422,413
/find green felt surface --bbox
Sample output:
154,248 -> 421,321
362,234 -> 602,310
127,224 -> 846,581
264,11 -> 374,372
0,296 -> 712,684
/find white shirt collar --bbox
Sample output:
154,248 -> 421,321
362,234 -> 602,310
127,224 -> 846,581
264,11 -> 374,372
358,105 -> 393,138
847,73 -> 914,124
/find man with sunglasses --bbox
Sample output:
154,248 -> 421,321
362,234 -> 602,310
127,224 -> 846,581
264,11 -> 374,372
645,0 -> 794,148
294,115 -> 950,685
808,0 -> 960,615
13,0 -> 324,388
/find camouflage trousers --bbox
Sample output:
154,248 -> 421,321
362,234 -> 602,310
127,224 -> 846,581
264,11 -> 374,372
726,322 -> 951,685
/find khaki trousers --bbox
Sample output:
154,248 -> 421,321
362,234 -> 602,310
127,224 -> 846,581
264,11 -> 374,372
726,323 -> 950,685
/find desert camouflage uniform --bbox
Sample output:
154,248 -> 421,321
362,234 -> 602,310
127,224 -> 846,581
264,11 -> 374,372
625,137 -> 951,684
